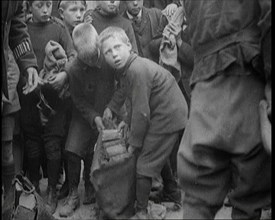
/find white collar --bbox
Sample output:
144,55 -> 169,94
126,9 -> 142,20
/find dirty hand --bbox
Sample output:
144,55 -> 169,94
94,116 -> 105,132
23,67 -> 40,94
48,71 -> 68,90
103,107 -> 113,120
162,3 -> 178,18
118,121 -> 129,139
128,145 -> 137,154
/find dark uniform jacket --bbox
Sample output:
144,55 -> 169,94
2,1 -> 37,100
108,53 -> 188,148
123,7 -> 168,63
183,0 -> 263,86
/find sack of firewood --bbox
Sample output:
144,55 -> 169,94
2,173 -> 56,220
90,129 -> 136,220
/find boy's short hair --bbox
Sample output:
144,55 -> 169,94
72,23 -> 99,64
58,0 -> 86,10
98,26 -> 130,49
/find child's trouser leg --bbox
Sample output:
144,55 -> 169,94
83,151 -> 96,205
59,151 -> 81,217
136,174 -> 152,211
2,114 -> 15,198
161,160 -> 181,205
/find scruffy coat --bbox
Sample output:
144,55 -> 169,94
108,53 -> 188,148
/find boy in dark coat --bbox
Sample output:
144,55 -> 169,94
58,23 -> 116,218
177,0 -> 271,219
83,0 -> 138,53
99,26 -> 188,219
124,0 -> 168,63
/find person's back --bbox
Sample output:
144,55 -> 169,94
177,1 -> 271,219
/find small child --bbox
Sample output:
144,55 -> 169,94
58,0 -> 87,36
58,23 -> 116,218
19,0 -> 75,214
124,0 -> 168,63
83,1 -> 138,53
57,0 -> 99,207
99,26 -> 188,219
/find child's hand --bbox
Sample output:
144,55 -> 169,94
118,121 -> 129,139
48,71 -> 68,90
162,3 -> 178,19
94,116 -> 105,132
128,145 -> 136,154
103,107 -> 113,120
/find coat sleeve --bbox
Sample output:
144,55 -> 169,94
127,69 -> 152,148
9,2 -> 38,74
107,81 -> 127,116
59,24 -> 76,62
67,63 -> 100,128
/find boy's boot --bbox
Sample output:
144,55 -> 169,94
131,174 -> 152,219
83,153 -> 96,205
27,157 -> 41,194
161,162 -> 182,211
46,159 -> 60,214
58,158 -> 69,199
2,163 -> 15,198
59,152 -> 81,217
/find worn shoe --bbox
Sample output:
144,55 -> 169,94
83,183 -> 96,205
59,188 -> 80,218
46,187 -> 58,214
131,209 -> 150,220
58,180 -> 69,200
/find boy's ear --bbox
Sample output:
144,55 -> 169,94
58,8 -> 64,19
127,41 -> 132,51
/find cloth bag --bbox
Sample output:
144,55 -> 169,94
90,130 -> 136,219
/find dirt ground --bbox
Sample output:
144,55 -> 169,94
35,162 -> 271,220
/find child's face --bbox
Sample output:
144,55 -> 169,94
99,1 -> 120,16
59,2 -> 86,29
30,0 -> 52,23
126,0 -> 143,17
102,37 -> 132,71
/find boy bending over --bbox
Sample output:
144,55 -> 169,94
99,26 -> 188,219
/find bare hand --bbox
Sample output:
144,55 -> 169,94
94,116 -> 105,132
118,121 -> 129,139
103,107 -> 113,120
128,145 -> 136,154
23,67 -> 39,94
162,3 -> 178,18
48,71 -> 68,90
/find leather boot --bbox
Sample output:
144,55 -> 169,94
58,180 -> 69,200
83,181 -> 96,205
83,153 -> 95,205
46,186 -> 58,214
59,188 -> 80,217
27,157 -> 41,194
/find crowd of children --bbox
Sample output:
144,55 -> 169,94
2,0 -> 271,219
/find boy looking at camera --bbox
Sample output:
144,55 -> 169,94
99,26 -> 188,219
